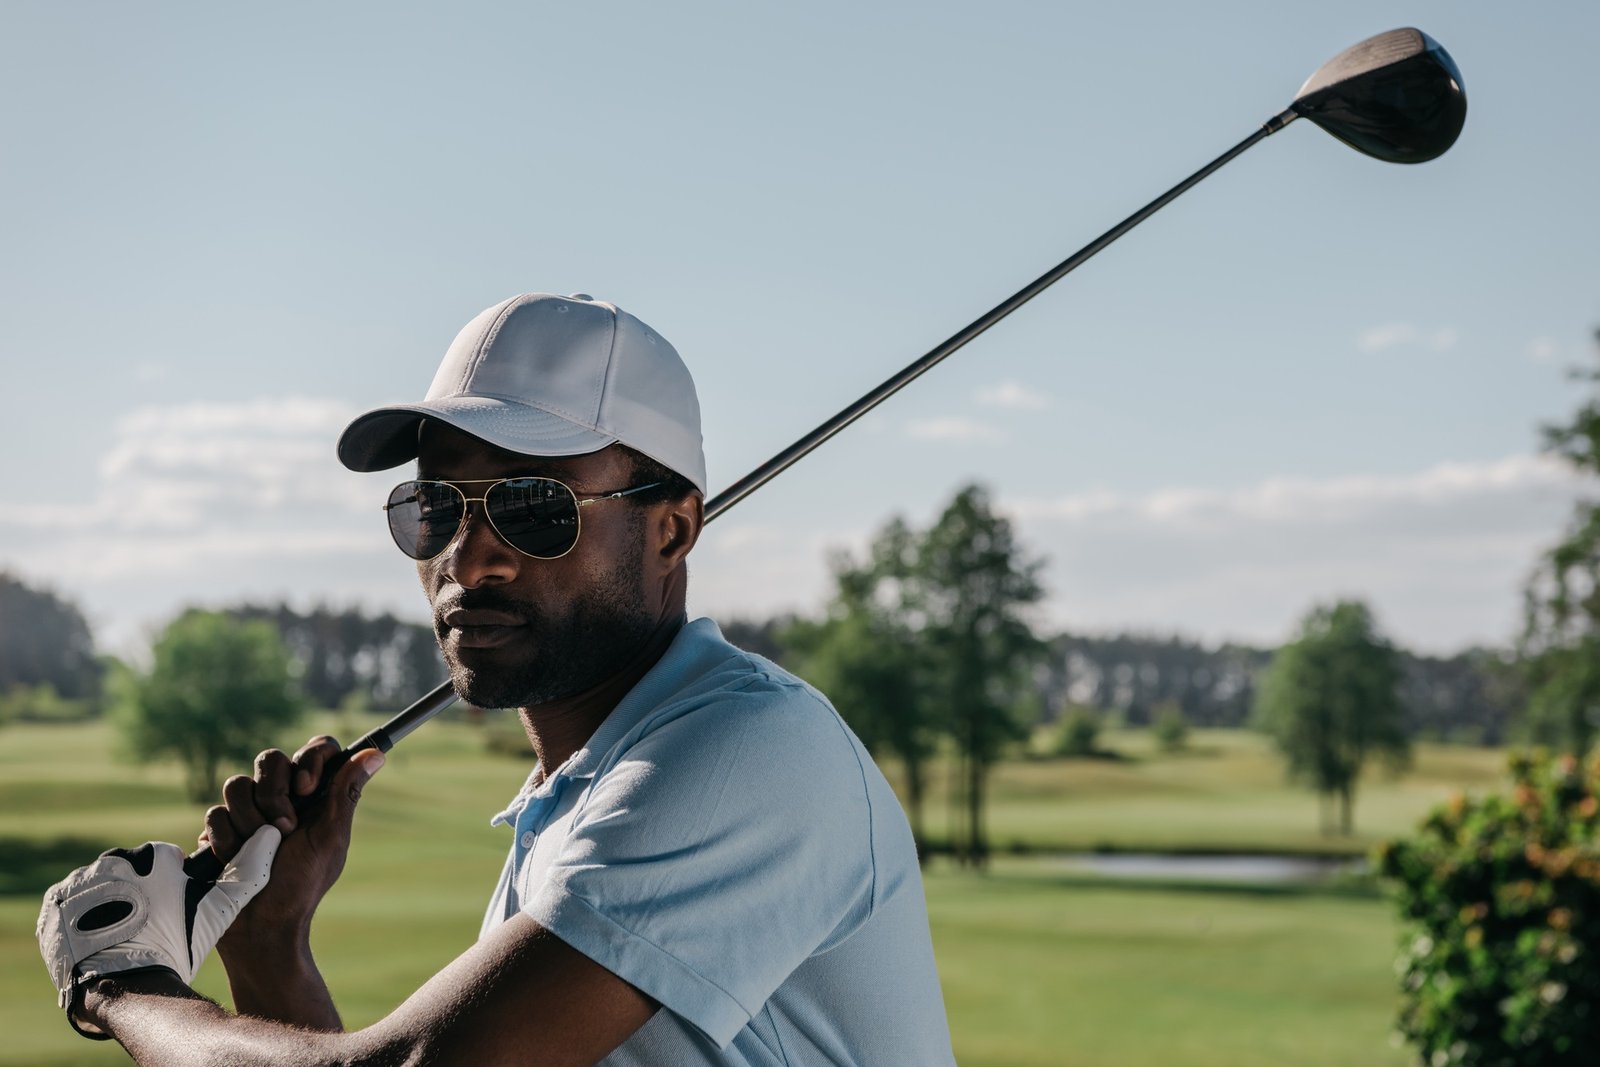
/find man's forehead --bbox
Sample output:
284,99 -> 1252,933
415,421 -> 620,482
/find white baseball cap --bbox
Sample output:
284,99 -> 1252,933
337,293 -> 706,493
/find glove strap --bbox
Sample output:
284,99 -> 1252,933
66,964 -> 180,1041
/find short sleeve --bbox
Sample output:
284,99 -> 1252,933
522,679 -> 876,1048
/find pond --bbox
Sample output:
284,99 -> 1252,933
1049,852 -> 1366,884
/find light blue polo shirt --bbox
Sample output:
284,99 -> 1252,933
481,618 -> 954,1066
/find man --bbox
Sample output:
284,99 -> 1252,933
38,293 -> 956,1065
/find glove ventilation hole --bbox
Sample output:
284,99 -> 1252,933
75,900 -> 135,932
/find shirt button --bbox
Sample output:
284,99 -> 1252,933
520,831 -> 536,849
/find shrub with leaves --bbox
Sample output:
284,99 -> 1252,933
1052,705 -> 1101,758
1152,701 -> 1189,752
1377,751 -> 1600,1066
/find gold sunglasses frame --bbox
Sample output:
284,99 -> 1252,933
383,477 -> 661,562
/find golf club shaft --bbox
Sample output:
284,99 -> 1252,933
184,109 -> 1297,882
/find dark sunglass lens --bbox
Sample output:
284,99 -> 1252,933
486,478 -> 581,558
386,482 -> 465,560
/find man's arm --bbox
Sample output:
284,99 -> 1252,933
81,913 -> 658,1067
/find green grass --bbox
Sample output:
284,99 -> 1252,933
905,727 -> 1507,857
1,719 -> 1500,1065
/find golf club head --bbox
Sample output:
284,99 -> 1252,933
1291,28 -> 1466,164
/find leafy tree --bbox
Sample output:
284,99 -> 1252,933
911,486 -> 1047,867
1522,331 -> 1600,755
1379,751 -> 1600,1066
1254,600 -> 1410,835
788,487 -> 1045,867
115,610 -> 306,801
1152,700 -> 1189,752
787,521 -> 940,856
0,572 -> 101,705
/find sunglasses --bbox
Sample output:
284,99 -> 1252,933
383,477 -> 661,562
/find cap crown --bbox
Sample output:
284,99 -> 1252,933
338,293 -> 706,493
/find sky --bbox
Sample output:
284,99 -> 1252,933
3,1 -> 1597,659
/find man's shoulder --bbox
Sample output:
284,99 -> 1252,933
615,617 -> 868,776
652,617 -> 834,715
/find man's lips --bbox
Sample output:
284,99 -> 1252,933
442,608 -> 527,649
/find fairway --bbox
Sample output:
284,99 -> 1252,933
1,718 -> 1489,1065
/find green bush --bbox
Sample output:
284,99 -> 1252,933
0,682 -> 95,723
1153,701 -> 1189,752
1377,751 -> 1600,1065
1052,706 -> 1101,758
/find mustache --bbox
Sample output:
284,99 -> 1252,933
432,588 -> 540,627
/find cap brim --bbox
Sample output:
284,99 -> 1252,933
337,396 -> 617,472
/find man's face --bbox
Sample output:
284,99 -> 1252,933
413,422 -> 662,709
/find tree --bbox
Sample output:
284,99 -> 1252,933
911,486 -> 1047,867
786,521 -> 941,857
787,487 -> 1045,867
1253,600 -> 1410,835
115,610 -> 306,801
0,571 -> 101,705
1521,329 -> 1600,755
226,603 -> 445,711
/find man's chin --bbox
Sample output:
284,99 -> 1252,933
447,656 -> 583,711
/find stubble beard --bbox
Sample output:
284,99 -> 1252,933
435,557 -> 657,710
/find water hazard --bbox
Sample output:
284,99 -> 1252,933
1050,852 -> 1366,884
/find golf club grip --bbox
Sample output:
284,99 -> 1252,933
180,730 -> 391,882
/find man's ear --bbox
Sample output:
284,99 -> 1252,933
654,493 -> 704,570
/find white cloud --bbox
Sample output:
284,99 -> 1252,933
1525,336 -> 1560,366
13,394 -> 387,561
975,380 -> 1051,411
1008,455 -> 1574,528
1002,454 -> 1591,652
903,416 -> 1007,444
15,402 -> 1594,659
690,454 -> 1593,654
1357,323 -> 1458,354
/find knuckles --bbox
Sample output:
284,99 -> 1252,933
222,773 -> 255,794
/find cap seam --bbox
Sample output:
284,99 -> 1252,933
461,297 -> 526,394
592,305 -> 620,435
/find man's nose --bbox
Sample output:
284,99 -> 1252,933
439,504 -> 521,588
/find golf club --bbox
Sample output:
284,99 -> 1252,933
185,27 -> 1465,880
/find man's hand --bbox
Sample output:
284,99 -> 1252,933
201,737 -> 384,937
197,737 -> 384,1029
36,826 -> 281,1038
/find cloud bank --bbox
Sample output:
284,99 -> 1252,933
9,396 -> 1592,656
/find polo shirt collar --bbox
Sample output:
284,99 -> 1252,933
489,617 -> 724,826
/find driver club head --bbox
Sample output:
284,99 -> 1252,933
1290,27 -> 1466,164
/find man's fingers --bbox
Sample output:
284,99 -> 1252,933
252,749 -> 297,833
289,735 -> 342,797
203,805 -> 243,861
324,749 -> 385,825
221,774 -> 267,837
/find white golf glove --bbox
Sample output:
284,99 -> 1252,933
36,826 -> 280,1038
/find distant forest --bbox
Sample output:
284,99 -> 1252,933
722,617 -> 1521,745
0,573 -> 1523,743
